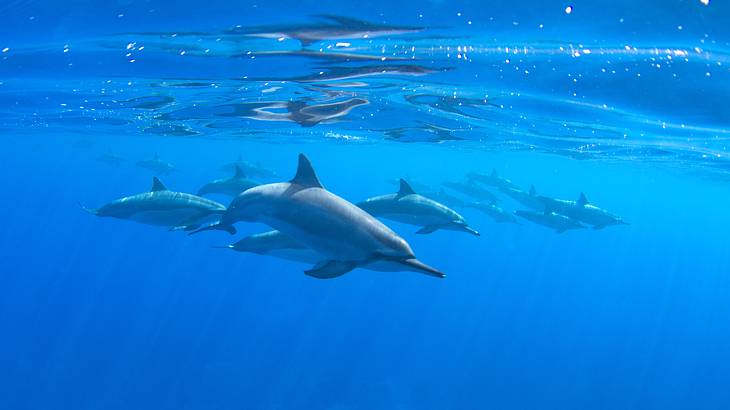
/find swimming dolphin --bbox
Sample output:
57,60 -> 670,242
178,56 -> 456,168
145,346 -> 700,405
221,155 -> 278,180
441,180 -> 499,203
537,193 -> 628,229
83,177 -> 226,230
136,153 -> 175,175
197,166 -> 260,197
357,179 -> 479,236
226,15 -> 424,46
193,154 -> 444,279
386,178 -> 431,193
219,230 -> 420,272
420,188 -> 468,208
499,185 -> 543,210
468,169 -> 520,191
514,210 -> 586,233
467,201 -> 519,224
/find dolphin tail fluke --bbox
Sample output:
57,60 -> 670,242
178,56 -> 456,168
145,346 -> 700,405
400,258 -> 445,278
189,222 -> 237,236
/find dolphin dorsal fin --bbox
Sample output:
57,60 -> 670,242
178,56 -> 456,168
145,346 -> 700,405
151,177 -> 168,192
291,154 -> 323,188
234,165 -> 246,179
577,192 -> 589,206
398,178 -> 416,196
491,168 -> 498,177
529,185 -> 536,196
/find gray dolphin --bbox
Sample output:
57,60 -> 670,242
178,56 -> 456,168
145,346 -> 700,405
221,155 -> 278,180
514,210 -> 586,233
197,166 -> 260,197
219,230 -> 418,272
357,179 -> 479,236
226,15 -> 423,46
538,193 -> 628,229
136,153 -> 175,175
467,201 -> 519,224
468,169 -> 520,191
499,185 -> 543,210
441,180 -> 499,203
193,154 -> 444,279
421,188 -> 467,209
84,177 -> 226,230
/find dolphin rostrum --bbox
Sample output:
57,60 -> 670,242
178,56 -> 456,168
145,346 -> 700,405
357,179 -> 479,236
514,210 -> 585,233
193,154 -> 444,279
84,177 -> 226,231
197,165 -> 260,197
537,193 -> 628,229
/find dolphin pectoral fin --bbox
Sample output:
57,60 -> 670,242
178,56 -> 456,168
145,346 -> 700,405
189,222 -> 237,236
416,225 -> 440,234
399,258 -> 445,278
305,260 -> 356,279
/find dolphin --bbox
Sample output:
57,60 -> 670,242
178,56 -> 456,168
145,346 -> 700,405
226,15 -> 423,46
468,169 -> 520,191
219,230 -> 421,272
537,193 -> 628,229
467,201 -> 519,224
193,154 -> 444,279
84,177 -> 226,230
441,180 -> 499,203
420,188 -> 468,208
136,153 -> 175,175
221,155 -> 279,180
357,179 -> 479,236
197,165 -> 260,197
386,178 -> 431,193
499,185 -> 543,210
514,210 -> 586,233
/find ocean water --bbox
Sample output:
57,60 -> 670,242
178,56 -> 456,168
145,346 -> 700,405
1,1 -> 730,409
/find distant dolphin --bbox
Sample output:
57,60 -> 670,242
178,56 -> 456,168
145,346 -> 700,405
538,193 -> 628,229
499,185 -> 543,210
84,177 -> 226,231
357,179 -> 479,236
226,15 -> 423,46
467,201 -> 519,224
197,166 -> 259,197
386,177 -> 431,193
468,169 -> 520,191
221,155 -> 278,180
420,188 -> 468,208
441,180 -> 499,203
193,154 -> 444,279
219,230 -> 421,272
514,210 -> 585,233
136,153 -> 175,175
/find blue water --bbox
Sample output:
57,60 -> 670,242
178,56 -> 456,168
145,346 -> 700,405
2,1 -> 730,409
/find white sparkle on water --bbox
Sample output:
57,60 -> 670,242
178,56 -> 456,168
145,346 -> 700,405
565,5 -> 573,14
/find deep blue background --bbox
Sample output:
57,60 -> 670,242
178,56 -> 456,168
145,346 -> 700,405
2,1 -> 730,409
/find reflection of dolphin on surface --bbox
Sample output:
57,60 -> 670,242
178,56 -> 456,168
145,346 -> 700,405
197,166 -> 260,197
405,94 -> 497,119
83,177 -> 226,231
467,201 -> 519,224
515,210 -> 585,233
136,153 -> 175,175
225,15 -> 423,46
538,193 -> 628,229
258,65 -> 445,83
193,154 -> 444,279
358,179 -> 479,236
217,97 -> 369,127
